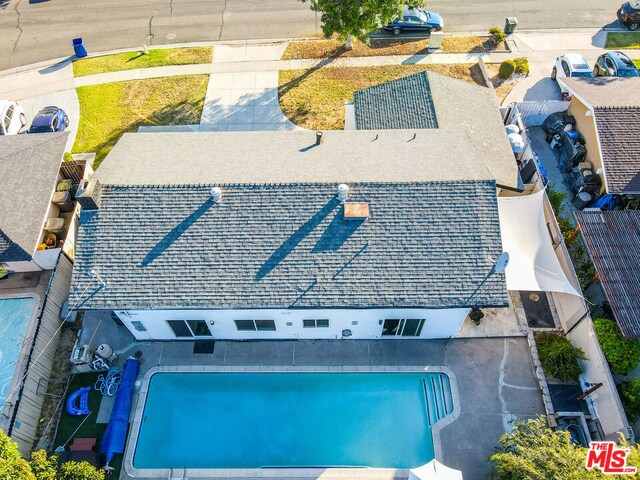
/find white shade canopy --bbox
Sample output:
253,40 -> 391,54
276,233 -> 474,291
409,460 -> 463,480
497,190 -> 582,297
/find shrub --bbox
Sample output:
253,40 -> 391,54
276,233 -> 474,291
619,378 -> 640,422
513,56 -> 530,75
547,186 -> 566,215
593,318 -> 640,375
489,26 -> 506,44
498,60 -> 516,79
536,332 -> 585,382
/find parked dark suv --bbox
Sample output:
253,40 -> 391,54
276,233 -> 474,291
618,2 -> 640,31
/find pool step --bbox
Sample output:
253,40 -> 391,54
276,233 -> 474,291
424,374 -> 454,427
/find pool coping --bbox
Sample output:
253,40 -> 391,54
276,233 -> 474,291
0,293 -> 42,427
123,365 -> 461,480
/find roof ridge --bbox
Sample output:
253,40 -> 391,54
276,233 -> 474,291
100,179 -> 496,189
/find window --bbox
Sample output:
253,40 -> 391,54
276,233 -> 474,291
255,320 -> 276,331
3,105 -> 14,132
303,319 -> 329,328
167,319 -> 211,337
381,319 -> 425,337
168,320 -> 193,337
404,16 -> 423,24
187,320 -> 212,336
235,320 -> 255,331
234,320 -> 276,331
561,61 -> 571,77
131,320 -> 147,332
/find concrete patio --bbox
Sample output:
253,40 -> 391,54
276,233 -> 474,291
77,313 -> 544,480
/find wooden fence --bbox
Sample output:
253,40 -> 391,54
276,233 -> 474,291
6,254 -> 73,455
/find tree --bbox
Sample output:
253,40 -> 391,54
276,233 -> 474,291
0,430 -> 104,480
0,430 -> 34,480
30,450 -> 57,480
489,417 -> 607,480
57,462 -> 104,480
301,0 -> 425,49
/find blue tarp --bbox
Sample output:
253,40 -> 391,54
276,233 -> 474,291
100,358 -> 139,465
591,193 -> 617,210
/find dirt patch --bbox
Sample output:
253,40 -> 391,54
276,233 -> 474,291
33,317 -> 82,452
281,36 -> 508,60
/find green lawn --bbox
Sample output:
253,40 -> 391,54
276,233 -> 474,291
73,75 -> 208,166
72,47 -> 212,77
605,32 -> 640,49
53,373 -> 123,476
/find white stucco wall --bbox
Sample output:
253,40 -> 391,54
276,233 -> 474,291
114,307 -> 469,341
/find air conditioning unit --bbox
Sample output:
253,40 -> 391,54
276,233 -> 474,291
341,329 -> 352,338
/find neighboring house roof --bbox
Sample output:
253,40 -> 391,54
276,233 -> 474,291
560,77 -> 640,108
352,71 -> 519,191
559,78 -> 640,194
0,133 -> 68,263
69,181 -> 507,311
575,210 -> 640,337
593,107 -> 640,193
94,130 -> 493,185
354,72 -> 439,129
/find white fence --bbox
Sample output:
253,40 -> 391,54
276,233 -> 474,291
510,100 -> 571,126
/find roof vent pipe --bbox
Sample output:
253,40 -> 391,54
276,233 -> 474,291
316,131 -> 323,145
210,187 -> 222,203
337,184 -> 349,201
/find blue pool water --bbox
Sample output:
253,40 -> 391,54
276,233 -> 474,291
0,297 -> 36,406
134,372 -> 453,470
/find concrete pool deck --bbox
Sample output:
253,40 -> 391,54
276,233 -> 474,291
76,314 -> 544,480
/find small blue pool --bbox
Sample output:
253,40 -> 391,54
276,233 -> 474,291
0,297 -> 36,406
134,372 -> 453,470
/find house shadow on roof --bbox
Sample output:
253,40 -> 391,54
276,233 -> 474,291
0,229 -> 31,263
312,213 -> 364,252
256,197 -> 340,281
141,198 -> 214,267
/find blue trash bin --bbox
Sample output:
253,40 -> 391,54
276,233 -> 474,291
72,38 -> 87,58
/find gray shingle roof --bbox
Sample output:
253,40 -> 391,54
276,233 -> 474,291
70,181 -> 507,310
594,107 -> 640,194
354,72 -> 438,130
352,71 -> 519,191
94,130 -> 492,186
561,77 -> 640,108
0,133 -> 68,262
575,210 -> 640,337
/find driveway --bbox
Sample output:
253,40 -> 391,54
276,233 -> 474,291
19,89 -> 79,151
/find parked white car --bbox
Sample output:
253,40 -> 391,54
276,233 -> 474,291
551,53 -> 595,82
0,100 -> 27,135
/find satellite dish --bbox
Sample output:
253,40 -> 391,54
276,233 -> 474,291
494,252 -> 510,273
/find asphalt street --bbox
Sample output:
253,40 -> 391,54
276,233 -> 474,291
0,0 -> 625,70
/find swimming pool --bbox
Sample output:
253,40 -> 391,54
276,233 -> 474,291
0,297 -> 36,406
133,372 -> 453,470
